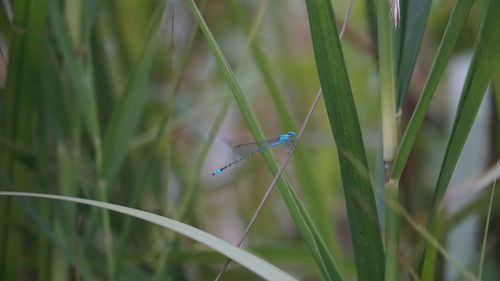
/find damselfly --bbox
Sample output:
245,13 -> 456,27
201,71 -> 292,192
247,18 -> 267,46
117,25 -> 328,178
212,131 -> 296,176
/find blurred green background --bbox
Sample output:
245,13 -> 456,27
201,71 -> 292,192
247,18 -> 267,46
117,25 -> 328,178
1,0 -> 499,280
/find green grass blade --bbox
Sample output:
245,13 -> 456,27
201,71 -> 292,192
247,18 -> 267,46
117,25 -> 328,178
393,0 -> 406,71
375,1 -> 399,280
445,177 -> 500,232
184,1 -> 343,280
228,0 -> 338,254
384,182 -> 399,281
304,1 -> 385,281
391,0 -> 475,180
2,0 -> 48,157
184,0 -> 264,142
396,0 -> 432,109
116,5 -> 200,277
387,197 -> 478,281
0,191 -> 298,281
99,3 -> 168,276
153,97 -> 231,281
477,163 -> 497,280
494,67 -> 500,116
101,0 -> 168,185
48,1 -> 115,275
1,0 -> 48,280
495,83 -> 500,122
377,0 -> 398,164
47,0 -> 100,142
420,0 -> 500,279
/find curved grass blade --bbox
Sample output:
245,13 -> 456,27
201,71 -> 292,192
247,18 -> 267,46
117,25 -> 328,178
0,191 -> 298,281
184,0 -> 342,280
304,1 -> 384,280
420,0 -> 500,279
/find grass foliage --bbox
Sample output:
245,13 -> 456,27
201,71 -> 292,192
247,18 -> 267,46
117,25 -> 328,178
1,0 -> 499,280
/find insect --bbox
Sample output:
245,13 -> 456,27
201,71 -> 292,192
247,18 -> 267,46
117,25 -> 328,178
212,132 -> 296,176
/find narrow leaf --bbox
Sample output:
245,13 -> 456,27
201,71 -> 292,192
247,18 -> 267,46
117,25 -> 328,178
420,0 -> 500,279
101,0 -> 168,184
304,1 -> 385,280
392,0 -> 475,180
184,0 -> 343,280
0,192 -> 298,281
48,0 -> 100,141
396,0 -> 432,109
228,0 -> 338,253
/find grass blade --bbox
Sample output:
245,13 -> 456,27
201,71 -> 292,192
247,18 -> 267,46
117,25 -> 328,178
101,0 -> 168,184
184,1 -> 343,280
391,0 -> 475,180
304,1 -> 385,280
228,0 -> 338,253
396,0 -> 432,109
100,2 -> 168,276
1,0 -> 48,280
386,196 -> 478,281
48,0 -> 100,142
375,1 -> 399,280
477,162 -> 497,280
494,69 -> 500,116
420,0 -> 500,279
0,191 -> 298,281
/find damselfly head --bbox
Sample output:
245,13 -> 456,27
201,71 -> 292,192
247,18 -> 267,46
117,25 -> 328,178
287,131 -> 296,138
